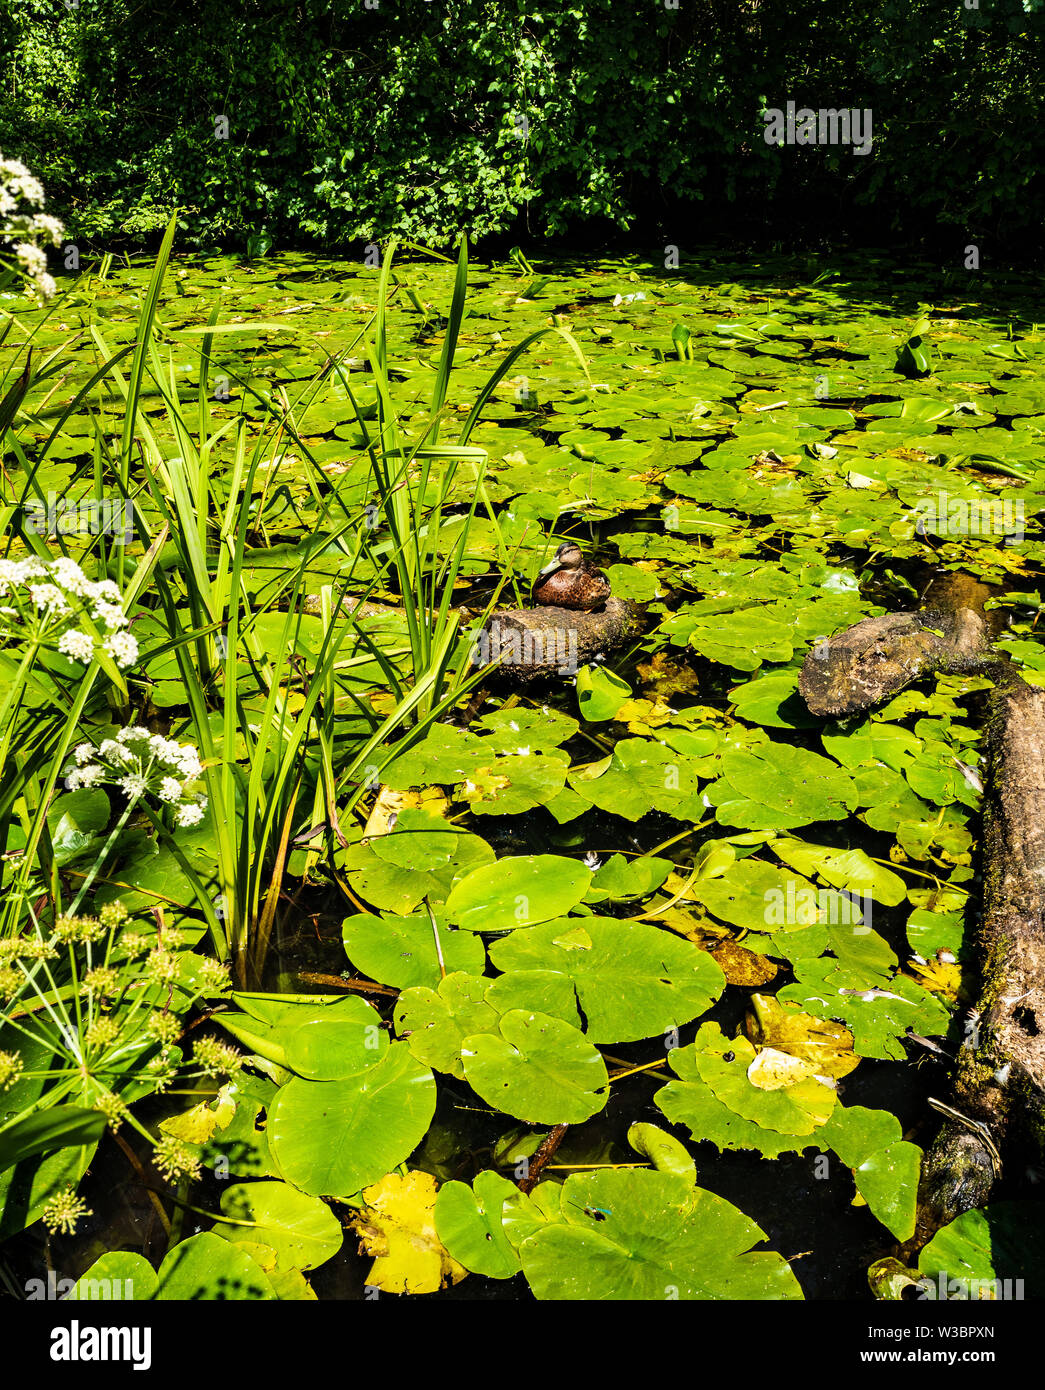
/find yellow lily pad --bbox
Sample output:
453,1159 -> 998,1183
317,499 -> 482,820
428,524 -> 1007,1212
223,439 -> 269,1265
746,1047 -> 817,1091
744,993 -> 860,1080
351,1171 -> 468,1295
159,1082 -> 237,1144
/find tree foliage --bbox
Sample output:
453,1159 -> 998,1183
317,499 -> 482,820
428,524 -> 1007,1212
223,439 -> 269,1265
1,0 -> 1042,249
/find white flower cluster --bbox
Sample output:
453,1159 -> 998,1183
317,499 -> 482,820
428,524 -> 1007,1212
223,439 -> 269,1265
64,727 -> 207,827
612,292 -> 646,307
0,155 -> 63,302
0,555 -> 138,668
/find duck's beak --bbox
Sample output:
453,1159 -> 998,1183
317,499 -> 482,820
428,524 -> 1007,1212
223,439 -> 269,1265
536,558 -> 560,578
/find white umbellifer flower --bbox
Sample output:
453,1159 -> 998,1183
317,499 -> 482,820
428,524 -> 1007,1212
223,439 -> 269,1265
0,559 -> 27,590
1,155 -> 61,301
51,558 -> 91,595
99,739 -> 134,764
29,583 -> 70,614
14,241 -> 46,275
177,748 -> 202,779
62,728 -> 207,827
0,556 -> 136,665
92,600 -> 128,629
103,632 -> 138,668
117,727 -> 151,745
57,629 -> 94,662
31,213 -> 63,245
65,763 -> 104,791
2,162 -> 44,203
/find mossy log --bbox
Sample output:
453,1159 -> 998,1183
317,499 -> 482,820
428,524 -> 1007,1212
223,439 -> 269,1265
798,573 -> 993,719
799,571 -> 1045,1240
917,671 -> 1045,1236
475,597 -> 641,685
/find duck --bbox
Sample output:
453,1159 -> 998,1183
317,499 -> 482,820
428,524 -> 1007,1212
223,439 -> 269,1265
531,542 -> 611,612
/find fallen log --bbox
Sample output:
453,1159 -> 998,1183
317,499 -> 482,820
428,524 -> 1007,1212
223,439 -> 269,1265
799,572 -> 994,719
474,596 -> 641,684
918,669 -> 1045,1235
799,570 -> 1045,1239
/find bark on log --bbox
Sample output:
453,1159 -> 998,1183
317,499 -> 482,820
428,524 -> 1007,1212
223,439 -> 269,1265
799,573 -> 993,719
475,596 -> 641,684
303,594 -> 643,685
917,671 -> 1045,1236
798,570 -> 1045,1241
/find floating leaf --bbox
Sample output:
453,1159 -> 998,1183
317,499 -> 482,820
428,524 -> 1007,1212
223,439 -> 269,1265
462,1009 -> 609,1125
586,853 -> 672,902
217,1181 -> 343,1270
627,1123 -> 696,1181
268,1044 -> 436,1198
343,912 -> 485,990
351,1171 -> 468,1294
918,1201 -> 1045,1300
155,1232 -> 277,1300
744,993 -> 859,1080
395,972 -> 502,1079
576,664 -> 631,721
63,1252 -> 157,1301
434,1170 -> 523,1279
485,918 -> 724,1044
445,854 -> 592,931
517,1170 -> 802,1300
708,744 -> 857,830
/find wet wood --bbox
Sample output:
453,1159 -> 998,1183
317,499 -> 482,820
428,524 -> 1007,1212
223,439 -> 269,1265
798,570 -> 1045,1239
798,573 -> 993,719
476,596 -> 641,684
917,671 -> 1045,1236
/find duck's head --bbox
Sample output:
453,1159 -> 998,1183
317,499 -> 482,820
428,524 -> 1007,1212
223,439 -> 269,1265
538,541 -> 584,577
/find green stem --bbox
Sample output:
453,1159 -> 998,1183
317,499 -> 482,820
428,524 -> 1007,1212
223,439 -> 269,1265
68,797 -> 139,917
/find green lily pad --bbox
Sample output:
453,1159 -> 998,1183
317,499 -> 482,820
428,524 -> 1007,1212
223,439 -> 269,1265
461,1008 -> 609,1125
918,1201 -> 1045,1300
445,854 -> 592,931
708,743 -> 857,829
217,1181 -> 343,1270
343,912 -> 486,989
434,1170 -> 523,1279
486,917 -> 724,1043
518,1169 -> 803,1300
395,972 -> 503,1079
819,1105 -> 920,1241
155,1232 -> 277,1300
63,1252 -> 157,1301
268,1043 -> 436,1197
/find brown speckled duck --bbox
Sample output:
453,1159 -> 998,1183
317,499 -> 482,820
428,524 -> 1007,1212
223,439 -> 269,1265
531,542 -> 611,612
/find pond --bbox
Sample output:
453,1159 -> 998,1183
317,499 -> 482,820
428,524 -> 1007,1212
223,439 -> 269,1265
1,238 -> 1044,1301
